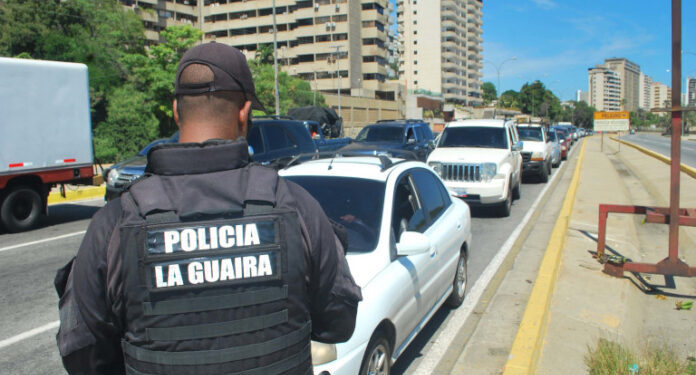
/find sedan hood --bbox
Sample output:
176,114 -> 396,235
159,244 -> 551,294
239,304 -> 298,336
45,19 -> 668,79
428,147 -> 510,164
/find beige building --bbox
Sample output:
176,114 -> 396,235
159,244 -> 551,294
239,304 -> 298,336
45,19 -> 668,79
652,81 -> 671,110
122,0 -> 400,104
396,0 -> 484,106
604,57 -> 641,111
588,64 -> 621,112
638,73 -> 653,110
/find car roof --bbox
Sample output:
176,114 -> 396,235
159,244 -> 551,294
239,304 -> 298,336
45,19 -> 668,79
517,123 -> 543,127
445,119 -> 511,128
279,156 -> 422,182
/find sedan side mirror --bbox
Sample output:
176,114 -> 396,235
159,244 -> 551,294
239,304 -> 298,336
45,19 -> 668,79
396,231 -> 431,256
512,141 -> 523,152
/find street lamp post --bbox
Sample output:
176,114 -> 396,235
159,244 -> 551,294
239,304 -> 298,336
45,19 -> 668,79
484,57 -> 517,118
272,0 -> 280,116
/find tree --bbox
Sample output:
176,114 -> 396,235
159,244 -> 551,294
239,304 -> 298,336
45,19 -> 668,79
499,90 -> 520,109
572,100 -> 596,129
119,25 -> 202,136
482,82 -> 497,105
94,84 -> 159,162
517,80 -> 562,121
248,54 -> 325,114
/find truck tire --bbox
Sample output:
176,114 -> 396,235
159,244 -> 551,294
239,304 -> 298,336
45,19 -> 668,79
1,187 -> 42,233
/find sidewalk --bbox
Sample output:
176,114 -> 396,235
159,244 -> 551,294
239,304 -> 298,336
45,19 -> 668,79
447,135 -> 696,374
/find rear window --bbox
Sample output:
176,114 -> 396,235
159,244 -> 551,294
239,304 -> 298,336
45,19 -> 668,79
518,127 -> 544,142
439,126 -> 508,149
356,126 -> 404,143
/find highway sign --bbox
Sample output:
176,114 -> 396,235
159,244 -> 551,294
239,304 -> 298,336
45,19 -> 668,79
594,111 -> 629,131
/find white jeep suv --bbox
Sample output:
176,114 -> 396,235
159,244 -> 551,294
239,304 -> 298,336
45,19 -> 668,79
426,119 -> 523,217
517,123 -> 553,182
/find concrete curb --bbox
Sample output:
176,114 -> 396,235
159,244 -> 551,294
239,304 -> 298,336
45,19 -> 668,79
502,141 -> 587,375
611,137 -> 696,179
47,186 -> 105,205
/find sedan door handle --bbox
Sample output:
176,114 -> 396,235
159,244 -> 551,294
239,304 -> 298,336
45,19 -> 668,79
429,246 -> 437,258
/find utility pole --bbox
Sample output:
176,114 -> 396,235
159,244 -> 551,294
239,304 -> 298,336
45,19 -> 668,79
272,0 -> 280,116
333,46 -> 342,118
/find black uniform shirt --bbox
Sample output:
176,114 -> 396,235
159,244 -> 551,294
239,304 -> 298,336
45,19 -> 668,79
57,140 -> 362,375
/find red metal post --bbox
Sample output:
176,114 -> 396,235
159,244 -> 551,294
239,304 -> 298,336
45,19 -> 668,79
668,0 -> 681,261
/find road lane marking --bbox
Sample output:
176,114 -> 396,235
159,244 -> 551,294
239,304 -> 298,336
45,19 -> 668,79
503,141 -> 586,375
412,140 -> 578,375
0,231 -> 85,253
0,321 -> 59,350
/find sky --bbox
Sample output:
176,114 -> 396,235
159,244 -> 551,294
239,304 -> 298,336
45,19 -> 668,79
480,0 -> 696,101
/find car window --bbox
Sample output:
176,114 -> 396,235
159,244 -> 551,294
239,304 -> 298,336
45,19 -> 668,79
518,127 -> 544,141
411,169 -> 450,223
356,126 -> 403,142
265,125 -> 298,151
406,127 -> 416,142
285,176 -> 385,253
392,174 -> 427,238
247,125 -> 264,154
439,126 -> 508,149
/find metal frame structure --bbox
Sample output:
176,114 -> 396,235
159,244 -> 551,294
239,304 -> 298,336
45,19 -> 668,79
595,0 -> 696,279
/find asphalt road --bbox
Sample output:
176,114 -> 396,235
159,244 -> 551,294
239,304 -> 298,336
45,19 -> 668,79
618,132 -> 696,168
0,144 -> 580,374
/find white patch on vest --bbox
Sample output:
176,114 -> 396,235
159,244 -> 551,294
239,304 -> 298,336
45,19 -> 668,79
162,223 -> 261,253
154,253 -> 275,289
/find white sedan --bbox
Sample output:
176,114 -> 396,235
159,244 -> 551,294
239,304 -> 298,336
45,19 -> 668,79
279,155 -> 472,375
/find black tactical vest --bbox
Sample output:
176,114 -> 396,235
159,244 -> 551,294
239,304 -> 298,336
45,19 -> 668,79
118,166 -> 312,375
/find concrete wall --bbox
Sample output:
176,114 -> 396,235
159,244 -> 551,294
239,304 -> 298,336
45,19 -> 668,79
323,94 -> 402,137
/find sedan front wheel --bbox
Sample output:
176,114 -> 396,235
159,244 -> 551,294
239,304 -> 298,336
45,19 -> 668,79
446,250 -> 468,308
360,332 -> 391,375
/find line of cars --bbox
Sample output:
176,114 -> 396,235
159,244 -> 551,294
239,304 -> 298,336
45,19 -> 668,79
103,116 -> 586,375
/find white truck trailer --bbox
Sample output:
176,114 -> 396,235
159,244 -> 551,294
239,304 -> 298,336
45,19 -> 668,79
0,57 -> 95,232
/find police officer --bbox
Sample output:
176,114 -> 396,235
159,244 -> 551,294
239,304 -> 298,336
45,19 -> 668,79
55,42 -> 362,375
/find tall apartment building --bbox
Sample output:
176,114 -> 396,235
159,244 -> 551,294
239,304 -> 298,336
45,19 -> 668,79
604,57 -> 641,111
652,82 -> 671,109
121,0 -> 398,101
688,77 -> 696,107
396,0 -> 484,106
638,73 -> 653,110
588,65 -> 621,112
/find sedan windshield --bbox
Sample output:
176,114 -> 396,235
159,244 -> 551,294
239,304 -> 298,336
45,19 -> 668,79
517,127 -> 544,142
284,176 -> 385,253
439,126 -> 508,149
355,126 -> 403,143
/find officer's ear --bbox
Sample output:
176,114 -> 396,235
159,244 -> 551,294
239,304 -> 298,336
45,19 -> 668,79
238,100 -> 252,137
173,99 -> 181,128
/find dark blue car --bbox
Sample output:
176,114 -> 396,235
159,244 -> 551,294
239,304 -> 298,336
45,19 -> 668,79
104,119 -> 317,201
338,119 -> 435,161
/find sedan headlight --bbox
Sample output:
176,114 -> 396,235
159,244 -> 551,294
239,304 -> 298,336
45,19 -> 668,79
311,341 -> 337,365
531,152 -> 544,161
481,163 -> 497,182
107,169 -> 120,186
428,161 -> 442,175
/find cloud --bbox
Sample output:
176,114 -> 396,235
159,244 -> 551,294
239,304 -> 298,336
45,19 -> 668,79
532,0 -> 557,10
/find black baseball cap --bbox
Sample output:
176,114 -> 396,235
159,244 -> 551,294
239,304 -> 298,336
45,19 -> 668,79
175,42 -> 266,112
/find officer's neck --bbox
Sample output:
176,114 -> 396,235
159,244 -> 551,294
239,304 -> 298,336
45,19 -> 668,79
179,123 -> 240,143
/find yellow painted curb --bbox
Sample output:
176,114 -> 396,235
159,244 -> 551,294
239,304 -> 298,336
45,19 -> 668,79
503,140 -> 587,375
47,186 -> 105,205
611,137 -> 696,179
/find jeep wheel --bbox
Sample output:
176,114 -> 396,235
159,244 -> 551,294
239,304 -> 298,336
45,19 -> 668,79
496,183 -> 512,217
539,160 -> 549,182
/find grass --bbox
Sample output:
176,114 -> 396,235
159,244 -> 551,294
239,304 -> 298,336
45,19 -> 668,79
585,338 -> 696,375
